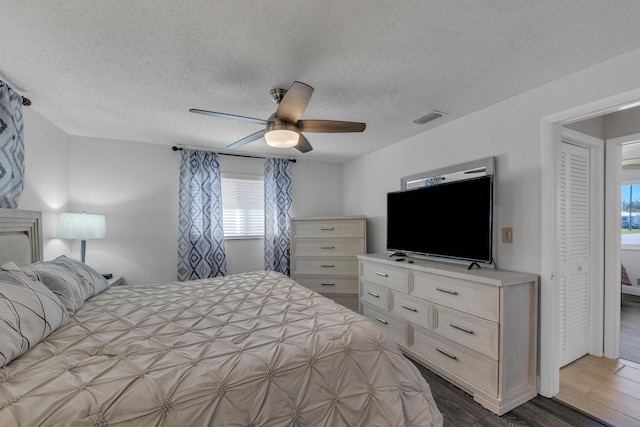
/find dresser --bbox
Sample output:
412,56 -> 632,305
358,253 -> 538,415
290,216 -> 366,312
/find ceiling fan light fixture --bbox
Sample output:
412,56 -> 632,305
265,129 -> 299,148
190,81 -> 365,153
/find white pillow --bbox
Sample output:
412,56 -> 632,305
21,260 -> 88,314
0,268 -> 69,367
53,255 -> 111,298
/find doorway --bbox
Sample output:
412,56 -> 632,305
552,125 -> 640,425
539,89 -> 640,399
615,137 -> 640,364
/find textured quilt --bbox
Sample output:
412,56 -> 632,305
0,271 -> 442,426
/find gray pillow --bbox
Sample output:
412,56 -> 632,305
22,261 -> 88,314
53,255 -> 111,298
0,269 -> 69,367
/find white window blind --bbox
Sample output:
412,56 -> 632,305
221,174 -> 264,238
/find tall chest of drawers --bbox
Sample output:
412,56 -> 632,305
290,216 -> 366,312
359,253 -> 538,415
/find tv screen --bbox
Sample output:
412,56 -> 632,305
386,175 -> 493,263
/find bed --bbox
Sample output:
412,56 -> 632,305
0,209 -> 443,426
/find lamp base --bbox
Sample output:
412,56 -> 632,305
80,240 -> 86,263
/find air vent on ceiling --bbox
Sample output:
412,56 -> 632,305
412,110 -> 447,125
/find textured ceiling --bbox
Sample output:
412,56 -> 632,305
4,1 -> 640,163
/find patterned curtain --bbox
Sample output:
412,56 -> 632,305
0,81 -> 25,208
264,158 -> 293,275
177,149 -> 227,280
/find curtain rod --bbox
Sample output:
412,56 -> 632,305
171,146 -> 296,163
0,75 -> 31,105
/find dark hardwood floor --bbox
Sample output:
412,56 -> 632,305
408,357 -> 611,427
620,294 -> 640,364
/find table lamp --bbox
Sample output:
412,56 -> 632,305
57,212 -> 106,263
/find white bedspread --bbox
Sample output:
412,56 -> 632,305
0,271 -> 442,426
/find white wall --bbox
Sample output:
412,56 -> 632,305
291,160 -> 344,217
18,108 -> 71,260
344,100 -> 541,272
604,107 -> 640,139
60,137 -> 344,284
565,116 -> 604,139
67,137 -> 179,285
344,47 -> 640,276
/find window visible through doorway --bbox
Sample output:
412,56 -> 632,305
621,182 -> 640,247
221,174 -> 264,239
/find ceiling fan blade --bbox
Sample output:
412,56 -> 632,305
297,119 -> 366,133
275,81 -> 314,123
226,129 -> 266,149
294,133 -> 313,153
189,109 -> 270,125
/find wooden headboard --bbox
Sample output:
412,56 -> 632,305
0,208 -> 43,266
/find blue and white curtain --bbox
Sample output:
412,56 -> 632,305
264,158 -> 293,275
178,149 -> 227,280
0,81 -> 25,208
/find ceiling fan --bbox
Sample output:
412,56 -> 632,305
189,81 -> 366,153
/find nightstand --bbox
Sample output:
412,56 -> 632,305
107,275 -> 123,286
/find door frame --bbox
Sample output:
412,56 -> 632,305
605,132 -> 640,355
539,88 -> 640,397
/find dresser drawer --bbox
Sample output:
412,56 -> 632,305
390,291 -> 432,330
291,219 -> 365,239
362,303 -> 407,346
360,261 -> 409,293
411,326 -> 498,396
433,305 -> 499,359
291,238 -> 365,257
292,276 -> 358,294
360,281 -> 389,310
411,271 -> 499,322
291,258 -> 358,276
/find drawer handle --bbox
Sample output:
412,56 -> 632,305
367,291 -> 380,298
436,348 -> 458,360
374,317 -> 388,325
320,283 -> 335,286
400,304 -> 417,312
321,246 -> 335,249
320,227 -> 335,231
450,324 -> 474,334
375,272 -> 388,277
436,287 -> 458,295
321,264 -> 335,268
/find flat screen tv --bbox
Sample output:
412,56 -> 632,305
386,175 -> 493,264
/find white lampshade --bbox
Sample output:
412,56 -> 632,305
57,212 -> 106,240
264,129 -> 299,148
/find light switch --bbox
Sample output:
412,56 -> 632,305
503,227 -> 513,243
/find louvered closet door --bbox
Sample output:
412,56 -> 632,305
558,142 -> 590,367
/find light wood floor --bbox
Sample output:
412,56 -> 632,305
620,294 -> 640,364
557,355 -> 640,426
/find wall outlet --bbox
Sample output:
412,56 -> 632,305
502,227 -> 513,243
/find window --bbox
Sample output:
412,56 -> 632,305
621,182 -> 640,247
221,174 -> 264,239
